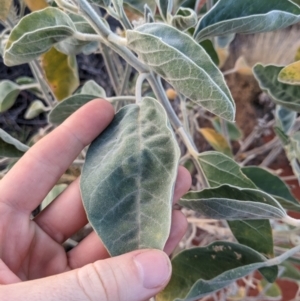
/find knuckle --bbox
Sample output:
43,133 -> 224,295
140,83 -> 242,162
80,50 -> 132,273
76,261 -> 122,301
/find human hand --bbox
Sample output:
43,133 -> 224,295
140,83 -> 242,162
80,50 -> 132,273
0,99 -> 191,301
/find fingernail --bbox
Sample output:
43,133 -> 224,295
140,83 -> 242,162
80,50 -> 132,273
134,250 -> 171,289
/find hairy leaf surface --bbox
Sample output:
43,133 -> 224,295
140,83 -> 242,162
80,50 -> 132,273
242,166 -> 300,212
180,185 -> 286,220
253,64 -> 300,112
197,151 -> 274,258
0,80 -> 20,112
157,241 -> 279,301
275,105 -> 297,134
171,7 -> 197,31
4,8 -> 76,66
80,80 -> 106,97
49,94 -> 97,124
194,0 -> 300,42
212,117 -> 242,141
127,23 -> 235,121
80,97 -> 180,256
24,100 -> 48,119
0,129 -> 29,157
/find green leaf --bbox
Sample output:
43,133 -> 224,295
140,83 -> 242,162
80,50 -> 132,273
15,76 -> 41,95
144,4 -> 154,23
55,13 -> 99,55
49,94 -> 96,124
194,0 -> 300,42
0,0 -> 12,21
127,23 -> 235,121
81,80 -> 106,97
199,39 -> 219,66
0,80 -> 20,112
171,7 -> 197,31
24,100 -> 48,119
80,97 -> 180,256
253,64 -> 300,112
212,117 -> 243,141
157,241 -> 279,301
281,261 -> 300,282
0,129 -> 29,157
197,151 -> 256,188
259,279 -> 282,299
180,184 -> 286,220
242,166 -> 300,212
156,0 -> 173,19
197,151 -> 275,259
4,7 -> 77,66
275,105 -> 297,134
279,61 -> 300,85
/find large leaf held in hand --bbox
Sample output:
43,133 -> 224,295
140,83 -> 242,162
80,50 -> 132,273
194,0 -> 300,42
127,23 -> 235,121
180,185 -> 286,220
242,166 -> 300,212
253,64 -> 300,112
80,97 -> 180,256
157,241 -> 279,301
0,129 -> 29,157
4,7 -> 77,66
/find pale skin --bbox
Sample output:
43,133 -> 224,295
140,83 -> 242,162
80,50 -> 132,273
0,99 -> 191,301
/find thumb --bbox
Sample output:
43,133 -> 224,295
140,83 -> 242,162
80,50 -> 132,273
0,249 -> 172,301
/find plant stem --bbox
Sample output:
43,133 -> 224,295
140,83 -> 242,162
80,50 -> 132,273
77,0 -> 148,73
148,75 -> 209,188
135,73 -> 150,103
29,60 -> 55,107
119,63 -> 132,95
107,96 -> 135,102
100,44 -> 120,94
19,83 -> 40,90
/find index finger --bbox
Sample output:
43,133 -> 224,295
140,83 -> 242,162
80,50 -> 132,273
0,99 -> 114,214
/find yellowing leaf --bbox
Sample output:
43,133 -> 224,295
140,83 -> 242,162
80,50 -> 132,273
295,47 -> 300,61
278,60 -> 300,85
0,0 -> 12,21
23,0 -> 48,11
216,47 -> 229,68
235,56 -> 252,76
199,128 -> 232,157
41,47 -> 79,101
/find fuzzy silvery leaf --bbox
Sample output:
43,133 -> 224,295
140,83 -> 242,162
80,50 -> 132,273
180,185 -> 286,220
24,100 -> 48,119
144,4 -> 154,23
212,117 -> 243,141
157,241 -> 280,301
197,151 -> 274,259
171,7 -> 197,31
242,166 -> 300,213
0,80 -> 20,112
4,8 -> 77,66
0,129 -> 29,158
80,80 -> 106,97
156,0 -> 173,19
253,64 -> 300,112
55,13 -> 99,55
127,23 -> 235,121
80,97 -> 180,256
49,94 -> 97,124
275,105 -> 297,134
194,0 -> 300,42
